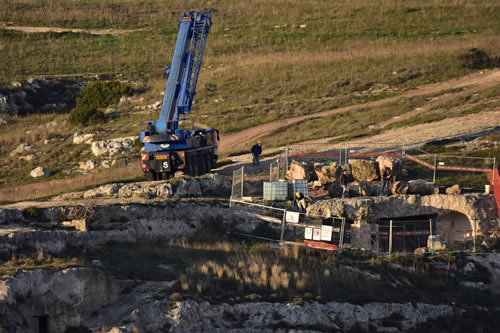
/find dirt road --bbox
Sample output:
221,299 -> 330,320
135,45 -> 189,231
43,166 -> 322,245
219,69 -> 500,153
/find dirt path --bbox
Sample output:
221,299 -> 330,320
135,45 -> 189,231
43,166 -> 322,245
219,69 -> 500,153
1,24 -> 140,35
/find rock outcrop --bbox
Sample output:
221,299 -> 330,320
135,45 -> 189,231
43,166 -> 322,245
0,78 -> 84,117
349,159 -> 379,182
0,268 -> 122,333
308,194 -> 498,233
91,136 -> 138,157
10,143 -> 31,156
30,167 -> 51,178
73,131 -> 94,144
165,300 -> 453,332
287,160 -> 310,180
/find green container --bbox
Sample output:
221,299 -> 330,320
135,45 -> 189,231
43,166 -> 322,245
263,181 -> 288,201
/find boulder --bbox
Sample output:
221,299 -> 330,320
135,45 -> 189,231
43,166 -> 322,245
349,159 -> 378,182
427,235 -> 446,251
314,163 -> 341,184
174,178 -> 202,197
84,183 -> 124,199
79,160 -> 97,171
30,167 -> 51,178
62,219 -> 87,231
199,173 -> 231,196
10,143 -> 31,156
287,160 -> 310,180
481,236 -> 500,250
408,179 -> 433,195
117,182 -> 174,199
415,247 -> 427,255
19,154 -> 35,161
391,180 -> 409,195
349,181 -> 380,197
73,131 -> 94,144
446,184 -> 462,195
91,136 -> 138,157
328,183 -> 343,198
376,156 -> 403,179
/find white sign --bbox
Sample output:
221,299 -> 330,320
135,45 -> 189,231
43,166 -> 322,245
305,228 -> 313,240
286,211 -> 300,223
321,225 -> 333,242
313,228 -> 321,241
438,162 -> 445,166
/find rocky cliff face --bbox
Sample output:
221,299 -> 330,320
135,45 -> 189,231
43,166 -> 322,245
0,267 -> 122,333
308,194 -> 498,232
0,200 -> 266,255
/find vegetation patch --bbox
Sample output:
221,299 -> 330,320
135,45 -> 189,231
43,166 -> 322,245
69,81 -> 133,126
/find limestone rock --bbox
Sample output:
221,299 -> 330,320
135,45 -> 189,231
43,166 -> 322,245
391,180 -> 409,195
30,167 -> 51,178
349,181 -> 380,197
427,235 -> 446,251
62,219 -> 87,231
314,163 -> 341,184
328,183 -> 343,198
73,131 -> 94,144
287,160 -> 310,180
349,159 -> 378,182
376,156 -> 403,179
91,136 -> 138,157
415,247 -> 427,255
84,183 -> 124,199
408,179 -> 433,195
199,173 -> 231,196
19,154 -> 35,161
446,184 -> 462,195
166,300 -> 453,332
117,182 -> 173,199
174,178 -> 202,197
79,159 -> 97,171
10,143 -> 31,156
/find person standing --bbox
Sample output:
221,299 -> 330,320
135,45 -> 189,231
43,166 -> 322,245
381,167 -> 392,195
340,169 -> 349,198
251,140 -> 262,167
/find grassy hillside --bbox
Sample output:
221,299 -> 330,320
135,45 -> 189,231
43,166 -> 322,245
0,0 -> 499,197
1,1 -> 499,132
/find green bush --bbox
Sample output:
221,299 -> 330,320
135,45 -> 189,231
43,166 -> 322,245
69,80 -> 133,126
69,108 -> 104,126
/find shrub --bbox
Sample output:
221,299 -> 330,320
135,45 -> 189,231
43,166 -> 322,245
68,108 -> 104,126
69,80 -> 133,126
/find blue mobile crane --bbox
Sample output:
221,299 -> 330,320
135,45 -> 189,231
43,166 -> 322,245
140,10 -> 218,180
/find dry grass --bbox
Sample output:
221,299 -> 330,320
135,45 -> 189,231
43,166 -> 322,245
0,249 -> 81,277
0,163 -> 142,202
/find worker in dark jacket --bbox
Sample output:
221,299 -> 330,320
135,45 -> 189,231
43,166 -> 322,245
339,169 -> 349,198
251,140 -> 262,167
294,192 -> 311,213
381,167 -> 392,196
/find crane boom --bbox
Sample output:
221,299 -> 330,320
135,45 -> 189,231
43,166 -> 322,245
139,11 -> 219,180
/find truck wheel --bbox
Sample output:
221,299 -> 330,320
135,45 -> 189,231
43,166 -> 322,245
144,172 -> 154,181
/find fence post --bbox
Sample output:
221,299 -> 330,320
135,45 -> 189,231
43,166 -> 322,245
338,146 -> 342,166
339,217 -> 346,254
230,169 -> 235,207
241,166 -> 244,199
433,154 -> 437,184
429,219 -> 434,254
472,218 -> 476,253
493,157 -> 496,186
388,219 -> 393,256
280,209 -> 287,247
285,144 -> 289,178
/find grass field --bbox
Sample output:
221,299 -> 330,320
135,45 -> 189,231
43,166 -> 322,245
0,0 -> 499,195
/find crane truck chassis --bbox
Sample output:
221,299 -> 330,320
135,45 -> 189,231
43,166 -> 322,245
140,11 -> 219,180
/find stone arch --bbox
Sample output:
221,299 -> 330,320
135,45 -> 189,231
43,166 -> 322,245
437,211 -> 473,243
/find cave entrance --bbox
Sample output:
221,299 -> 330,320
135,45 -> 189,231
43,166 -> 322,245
35,315 -> 48,333
376,215 -> 437,253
